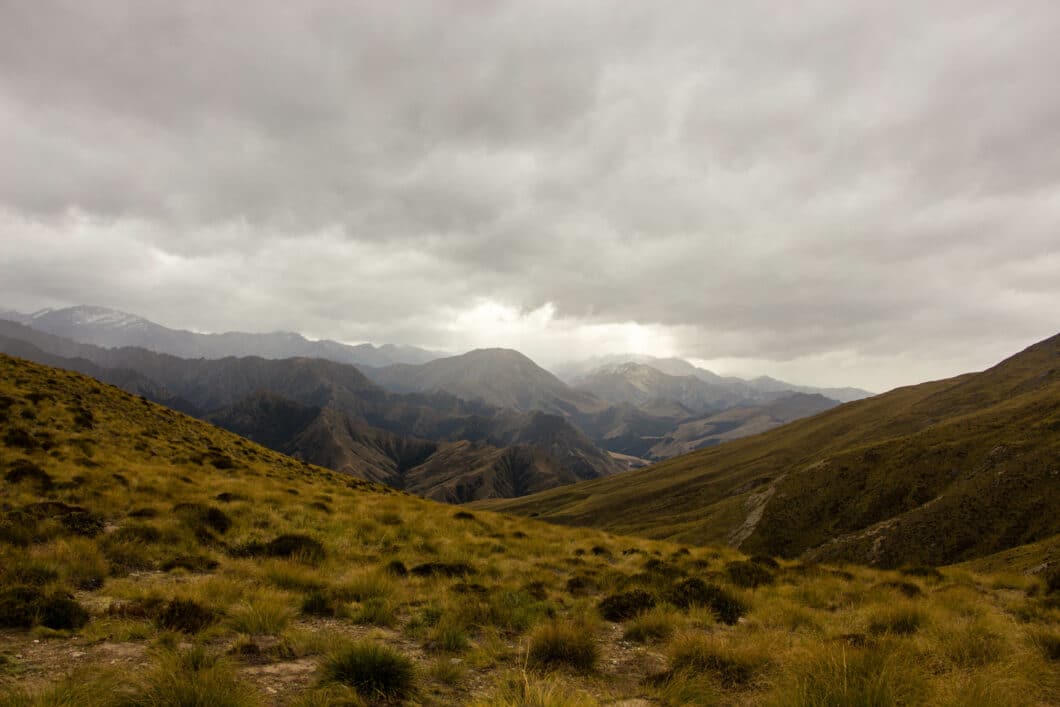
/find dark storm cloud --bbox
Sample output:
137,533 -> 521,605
1,1 -> 1058,390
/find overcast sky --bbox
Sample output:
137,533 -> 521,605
1,1 -> 1058,391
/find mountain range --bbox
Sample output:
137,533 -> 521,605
481,332 -> 1060,568
0,320 -> 620,502
2,305 -> 444,368
1,306 -> 862,466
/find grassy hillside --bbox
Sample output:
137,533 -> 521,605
1,354 -> 1058,705
481,334 -> 1060,568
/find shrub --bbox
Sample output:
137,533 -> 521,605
899,565 -> 942,581
598,590 -> 656,622
161,554 -> 220,573
301,589 -> 337,617
233,534 -> 325,563
173,503 -> 233,534
385,560 -> 409,577
24,502 -> 104,537
725,560 -> 774,588
875,580 -> 922,598
321,641 -> 417,701
156,598 -> 217,634
0,586 -> 89,630
667,579 -> 745,625
527,621 -> 599,673
749,555 -> 780,569
410,562 -> 475,578
4,459 -> 53,490
453,511 -> 475,520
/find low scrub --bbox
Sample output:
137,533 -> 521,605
598,590 -> 655,622
0,585 -> 89,630
667,578 -> 745,625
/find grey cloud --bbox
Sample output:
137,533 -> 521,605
1,1 -> 1058,391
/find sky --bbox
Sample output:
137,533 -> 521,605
1,1 -> 1058,392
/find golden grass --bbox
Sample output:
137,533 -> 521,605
0,354 -> 1057,705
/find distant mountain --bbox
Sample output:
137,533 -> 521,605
647,393 -> 840,458
746,375 -> 873,404
571,361 -> 765,415
555,353 -> 874,403
482,333 -> 1060,568
0,321 -> 620,499
9,305 -> 443,368
365,348 -> 609,416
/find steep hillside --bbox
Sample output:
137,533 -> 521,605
0,324 -> 620,497
482,334 -> 1060,568
366,348 -> 609,416
8,305 -> 442,367
1,353 -> 1056,706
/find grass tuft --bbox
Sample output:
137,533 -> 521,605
321,641 -> 417,701
527,621 -> 598,673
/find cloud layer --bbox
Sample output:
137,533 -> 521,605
2,1 -> 1058,390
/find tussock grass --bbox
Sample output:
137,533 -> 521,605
321,641 -> 417,701
527,620 -> 599,673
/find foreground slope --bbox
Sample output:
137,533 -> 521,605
483,334 -> 1060,568
1,353 -> 1057,706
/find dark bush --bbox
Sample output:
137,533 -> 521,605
161,555 -> 220,573
4,459 -> 53,490
301,589 -> 337,617
214,492 -> 240,503
24,502 -> 104,537
308,501 -> 331,514
876,580 -> 922,598
0,586 -> 89,630
128,507 -> 159,519
667,578 -> 746,625
410,562 -> 474,578
749,555 -> 780,569
1044,567 -> 1060,595
156,598 -> 216,633
566,575 -> 596,595
384,560 -> 408,577
173,503 -> 232,534
3,428 -> 36,450
725,560 -> 775,588
233,534 -> 325,563
0,586 -> 42,628
643,558 -> 684,578
452,510 -> 475,520
322,642 -> 416,700
38,594 -> 90,630
598,590 -> 656,622
900,565 -> 943,581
